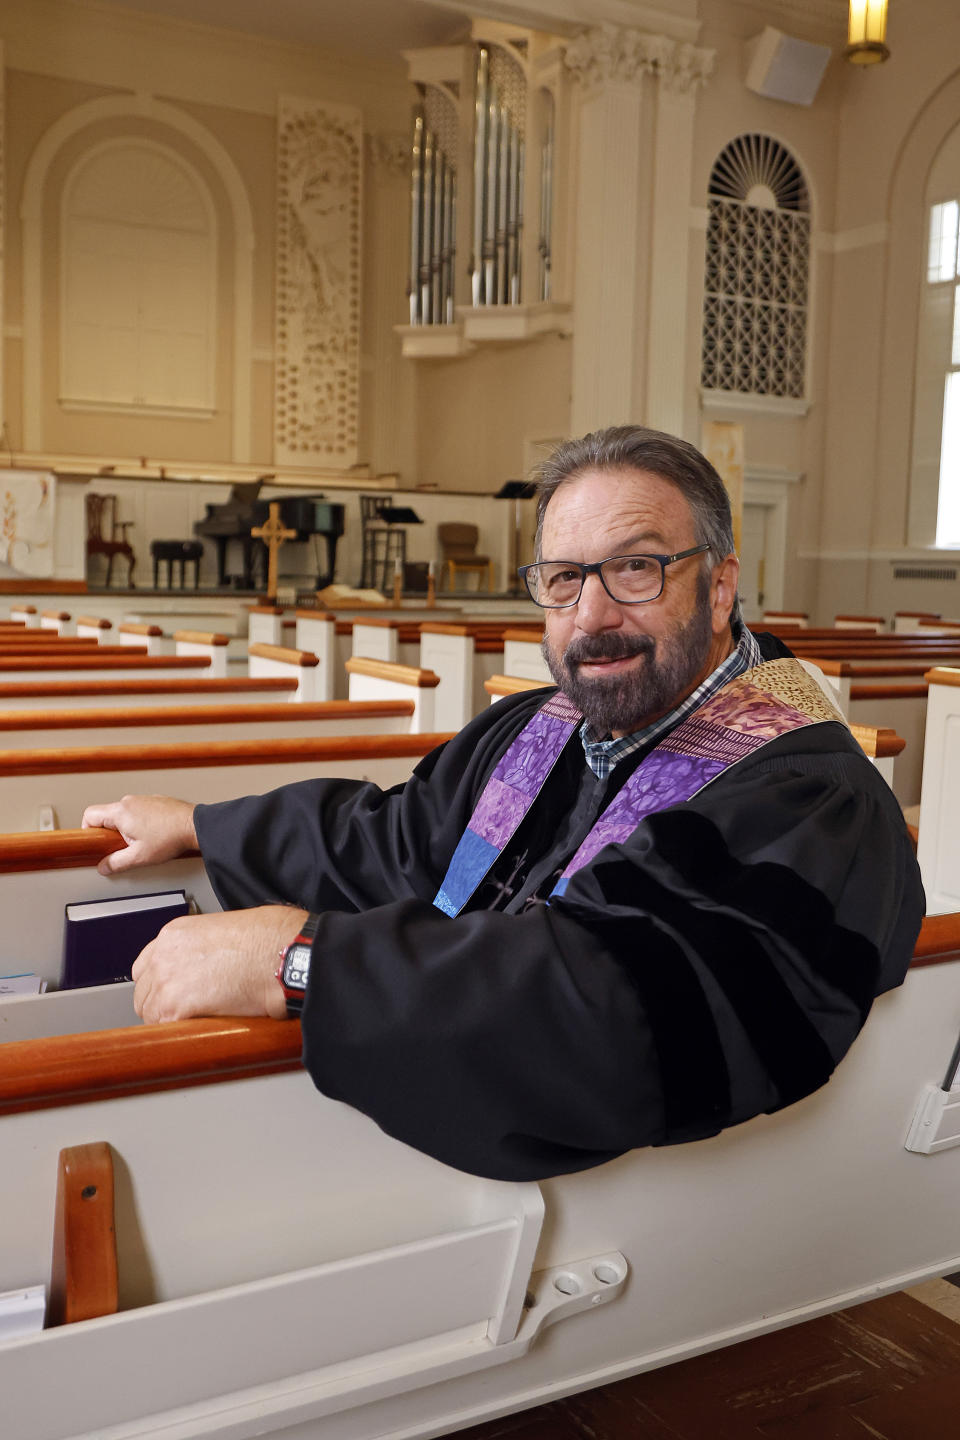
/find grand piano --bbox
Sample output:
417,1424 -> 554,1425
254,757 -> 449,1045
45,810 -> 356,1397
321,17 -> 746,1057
195,482 -> 345,590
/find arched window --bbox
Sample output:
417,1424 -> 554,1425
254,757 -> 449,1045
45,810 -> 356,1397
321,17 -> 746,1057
60,139 -> 216,415
910,121 -> 960,548
700,135 -> 810,400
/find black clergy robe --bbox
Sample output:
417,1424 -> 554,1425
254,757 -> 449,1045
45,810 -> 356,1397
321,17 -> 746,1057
195,647 -> 925,1181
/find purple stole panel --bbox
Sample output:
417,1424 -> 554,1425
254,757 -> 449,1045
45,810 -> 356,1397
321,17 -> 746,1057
432,662 -> 839,917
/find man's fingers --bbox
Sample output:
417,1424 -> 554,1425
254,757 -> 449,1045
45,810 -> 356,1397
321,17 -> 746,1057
82,803 -> 121,831
97,843 -> 141,876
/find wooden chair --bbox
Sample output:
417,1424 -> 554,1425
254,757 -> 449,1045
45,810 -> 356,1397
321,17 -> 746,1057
438,522 -> 494,592
86,494 -> 135,588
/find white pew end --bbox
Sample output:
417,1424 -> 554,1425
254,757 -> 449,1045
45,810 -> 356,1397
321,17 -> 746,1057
75,615 -> 113,643
175,629 -> 230,679
346,656 -> 440,732
248,641 -> 321,700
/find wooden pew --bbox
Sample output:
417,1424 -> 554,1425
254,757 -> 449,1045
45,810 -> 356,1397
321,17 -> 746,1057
762,609 -> 808,627
502,627 -> 550,682
294,610 -> 337,700
793,654 -> 942,806
247,604 -> 286,648
248,641 -> 323,701
916,666 -> 960,916
918,617 -> 960,636
0,883 -> 957,1440
0,676 -> 300,710
75,615 -> 113,642
0,654 -> 213,684
174,629 -> 230,678
118,622 -> 166,654
893,611 -> 941,634
0,731 -> 452,832
833,614 -> 886,632
40,609 -> 72,635
0,698 -> 419,750
346,656 -> 440,732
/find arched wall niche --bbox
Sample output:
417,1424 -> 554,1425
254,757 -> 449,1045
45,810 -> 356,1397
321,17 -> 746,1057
874,66 -> 960,548
20,93 -> 254,463
60,136 -> 218,420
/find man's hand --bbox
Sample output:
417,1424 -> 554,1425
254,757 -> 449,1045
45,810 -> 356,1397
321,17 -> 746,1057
81,795 -> 199,875
131,905 -> 309,1024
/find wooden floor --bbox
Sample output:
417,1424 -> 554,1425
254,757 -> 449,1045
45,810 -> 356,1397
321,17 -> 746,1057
448,1291 -> 960,1439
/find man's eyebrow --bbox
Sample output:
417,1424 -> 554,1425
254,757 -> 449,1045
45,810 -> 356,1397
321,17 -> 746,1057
616,530 -> 671,551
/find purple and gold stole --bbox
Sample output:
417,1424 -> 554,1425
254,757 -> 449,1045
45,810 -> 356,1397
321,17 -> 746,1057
432,658 -> 844,917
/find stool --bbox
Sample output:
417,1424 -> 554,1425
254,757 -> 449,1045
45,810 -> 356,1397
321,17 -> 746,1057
151,540 -> 204,590
445,557 -> 495,592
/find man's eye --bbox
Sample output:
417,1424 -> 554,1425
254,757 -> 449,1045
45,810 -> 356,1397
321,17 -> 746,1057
624,556 -> 654,573
545,567 -> 581,589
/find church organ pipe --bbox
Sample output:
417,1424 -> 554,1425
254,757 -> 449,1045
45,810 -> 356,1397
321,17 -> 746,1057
538,98 -> 554,304
409,109 -> 424,326
420,129 -> 435,325
483,93 -> 498,304
470,47 -> 526,308
431,151 -> 444,324
471,47 -> 489,309
408,103 -> 457,327
508,126 -> 523,306
443,167 -> 456,324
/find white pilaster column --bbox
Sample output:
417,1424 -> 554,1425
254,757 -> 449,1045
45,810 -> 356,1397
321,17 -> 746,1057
645,45 -> 712,437
564,27 -> 713,439
565,29 -> 648,436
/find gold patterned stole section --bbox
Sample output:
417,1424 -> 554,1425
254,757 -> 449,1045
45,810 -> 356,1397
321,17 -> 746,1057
689,657 -> 848,742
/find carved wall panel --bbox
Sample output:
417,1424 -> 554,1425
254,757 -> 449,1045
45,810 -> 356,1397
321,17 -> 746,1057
275,96 -> 362,468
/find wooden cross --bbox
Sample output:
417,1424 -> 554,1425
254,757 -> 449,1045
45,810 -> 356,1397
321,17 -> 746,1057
251,502 -> 296,600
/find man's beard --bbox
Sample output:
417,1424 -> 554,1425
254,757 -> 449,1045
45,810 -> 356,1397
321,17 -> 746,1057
542,598 -> 714,736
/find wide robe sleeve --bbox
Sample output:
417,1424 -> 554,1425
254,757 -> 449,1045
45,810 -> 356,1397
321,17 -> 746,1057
246,727 -> 923,1182
193,691 -> 547,916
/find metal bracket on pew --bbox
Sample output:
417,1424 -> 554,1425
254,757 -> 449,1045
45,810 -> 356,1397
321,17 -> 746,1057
36,803 -> 58,832
905,1032 -> 960,1154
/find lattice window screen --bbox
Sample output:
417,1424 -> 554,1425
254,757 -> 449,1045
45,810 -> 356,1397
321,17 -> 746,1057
701,135 -> 810,400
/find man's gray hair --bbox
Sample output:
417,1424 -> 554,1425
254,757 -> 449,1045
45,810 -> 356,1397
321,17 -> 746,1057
532,425 -> 741,625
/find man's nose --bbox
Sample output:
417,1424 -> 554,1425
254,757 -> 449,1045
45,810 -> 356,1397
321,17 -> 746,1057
574,570 -> 624,632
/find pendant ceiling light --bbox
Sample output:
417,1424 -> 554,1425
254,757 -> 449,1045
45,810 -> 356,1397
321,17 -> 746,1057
846,0 -> 890,65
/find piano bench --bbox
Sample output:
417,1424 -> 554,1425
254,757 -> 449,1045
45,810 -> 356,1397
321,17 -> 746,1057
151,540 -> 204,590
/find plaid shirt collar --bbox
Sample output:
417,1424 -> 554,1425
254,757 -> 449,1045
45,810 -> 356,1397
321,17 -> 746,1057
580,623 -> 763,780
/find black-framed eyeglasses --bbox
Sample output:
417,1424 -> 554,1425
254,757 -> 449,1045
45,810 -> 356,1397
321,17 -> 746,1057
518,544 -> 711,609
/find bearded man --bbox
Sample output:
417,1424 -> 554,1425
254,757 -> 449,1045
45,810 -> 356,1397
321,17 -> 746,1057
82,426 -> 924,1181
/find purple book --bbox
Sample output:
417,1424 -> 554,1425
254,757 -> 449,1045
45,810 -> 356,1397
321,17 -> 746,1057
61,890 -> 189,990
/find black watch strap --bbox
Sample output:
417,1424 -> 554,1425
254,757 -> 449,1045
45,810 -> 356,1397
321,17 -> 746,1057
277,912 -> 320,1017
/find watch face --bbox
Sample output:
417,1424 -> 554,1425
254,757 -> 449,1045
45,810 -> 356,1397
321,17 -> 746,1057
283,941 -> 312,989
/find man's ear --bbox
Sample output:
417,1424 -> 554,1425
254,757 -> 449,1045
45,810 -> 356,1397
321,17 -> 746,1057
710,554 -> 740,635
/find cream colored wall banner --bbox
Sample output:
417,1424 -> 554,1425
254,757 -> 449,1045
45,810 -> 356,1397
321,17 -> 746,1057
275,95 -> 363,469
701,419 -> 744,553
0,470 -> 55,578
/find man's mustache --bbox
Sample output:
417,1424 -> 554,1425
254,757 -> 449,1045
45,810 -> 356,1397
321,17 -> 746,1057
561,634 -> 655,669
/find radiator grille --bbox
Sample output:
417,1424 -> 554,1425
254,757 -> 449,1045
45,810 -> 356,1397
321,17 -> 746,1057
893,566 -> 958,581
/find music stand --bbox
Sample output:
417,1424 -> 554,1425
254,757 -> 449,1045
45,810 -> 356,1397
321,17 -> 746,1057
495,480 -> 537,596
374,506 -> 422,591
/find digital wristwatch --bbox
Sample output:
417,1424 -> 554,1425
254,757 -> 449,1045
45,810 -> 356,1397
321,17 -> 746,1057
276,912 -> 320,1018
